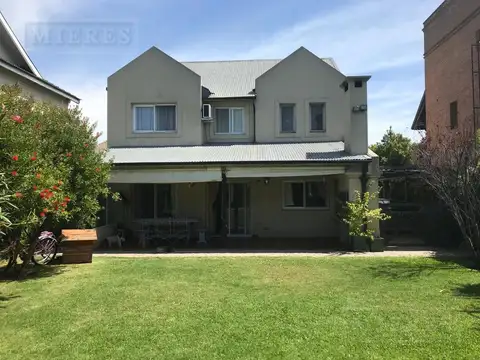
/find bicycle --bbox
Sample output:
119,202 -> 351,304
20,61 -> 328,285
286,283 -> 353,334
30,231 -> 59,265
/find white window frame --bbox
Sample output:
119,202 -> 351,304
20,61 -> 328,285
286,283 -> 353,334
309,102 -> 326,132
214,107 -> 245,135
279,103 -> 296,133
133,104 -> 177,133
282,180 -> 329,210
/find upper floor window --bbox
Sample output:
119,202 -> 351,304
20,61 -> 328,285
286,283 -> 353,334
450,101 -> 458,129
215,108 -> 244,134
280,104 -> 295,133
283,180 -> 328,209
310,102 -> 326,132
133,105 -> 176,132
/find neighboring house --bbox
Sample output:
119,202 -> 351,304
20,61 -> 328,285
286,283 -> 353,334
412,0 -> 480,134
105,46 -> 379,245
0,11 -> 79,106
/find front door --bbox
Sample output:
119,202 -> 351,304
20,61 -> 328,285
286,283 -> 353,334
227,183 -> 250,236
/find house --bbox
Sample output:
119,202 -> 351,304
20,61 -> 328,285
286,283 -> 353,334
412,0 -> 480,134
0,11 -> 79,106
105,46 -> 379,247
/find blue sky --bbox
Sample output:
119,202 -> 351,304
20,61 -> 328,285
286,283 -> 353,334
2,0 -> 442,143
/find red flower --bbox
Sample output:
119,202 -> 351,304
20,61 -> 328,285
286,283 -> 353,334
66,152 -> 72,157
11,171 -> 17,176
30,156 -> 37,161
64,196 -> 71,202
39,193 -> 45,199
61,202 -> 67,207
53,185 -> 59,191
11,115 -> 23,123
43,208 -> 48,213
95,167 -> 100,172
36,173 -> 41,179
47,192 -> 54,199
12,155 -> 18,161
33,185 -> 37,191
15,192 -> 22,198
39,212 -> 46,218
84,143 -> 89,147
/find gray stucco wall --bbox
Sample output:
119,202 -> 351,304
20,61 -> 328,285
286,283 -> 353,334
107,47 -> 203,148
0,67 -> 69,107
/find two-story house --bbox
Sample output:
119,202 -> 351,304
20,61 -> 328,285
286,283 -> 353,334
0,11 -> 79,106
105,46 -> 379,247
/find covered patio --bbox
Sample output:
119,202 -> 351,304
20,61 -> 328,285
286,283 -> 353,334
102,142 -> 379,249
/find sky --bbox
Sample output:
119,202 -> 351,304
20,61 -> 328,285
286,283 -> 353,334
1,0 -> 443,144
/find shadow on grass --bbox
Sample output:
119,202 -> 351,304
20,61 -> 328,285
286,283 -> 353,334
367,261 -> 462,280
0,264 -> 67,283
0,293 -> 21,308
453,283 -> 480,331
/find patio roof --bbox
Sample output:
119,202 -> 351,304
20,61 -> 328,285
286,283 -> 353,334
106,141 -> 371,165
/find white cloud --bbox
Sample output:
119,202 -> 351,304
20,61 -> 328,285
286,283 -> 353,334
171,0 -> 442,143
1,0 -> 442,144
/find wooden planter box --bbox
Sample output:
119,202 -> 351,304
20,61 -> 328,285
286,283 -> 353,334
61,229 -> 97,264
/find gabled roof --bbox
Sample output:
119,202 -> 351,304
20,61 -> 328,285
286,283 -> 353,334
0,11 -> 41,78
107,141 -> 371,165
411,92 -> 426,130
182,54 -> 338,98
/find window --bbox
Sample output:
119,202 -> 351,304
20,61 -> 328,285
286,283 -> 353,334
133,105 -> 176,132
354,80 -> 363,88
310,103 -> 325,131
215,108 -> 244,134
450,101 -> 458,129
280,104 -> 295,133
283,180 -> 327,209
133,184 -> 174,219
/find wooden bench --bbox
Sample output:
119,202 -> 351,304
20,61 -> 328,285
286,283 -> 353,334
61,229 -> 97,264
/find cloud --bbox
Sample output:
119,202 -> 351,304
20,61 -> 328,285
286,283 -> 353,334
0,0 -> 83,43
1,0 -> 442,144
0,0 -> 108,140
170,0 -> 442,143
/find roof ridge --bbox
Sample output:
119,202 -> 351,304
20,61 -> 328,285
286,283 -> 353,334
181,58 -> 282,64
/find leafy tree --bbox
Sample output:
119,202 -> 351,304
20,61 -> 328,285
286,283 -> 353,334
370,127 -> 416,167
0,85 -> 115,274
416,126 -> 480,262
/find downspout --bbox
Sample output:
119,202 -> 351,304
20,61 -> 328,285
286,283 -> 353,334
252,99 -> 256,143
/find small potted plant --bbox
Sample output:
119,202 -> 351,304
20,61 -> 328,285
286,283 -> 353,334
342,191 -> 390,252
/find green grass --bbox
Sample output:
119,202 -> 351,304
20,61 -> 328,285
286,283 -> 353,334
0,257 -> 479,359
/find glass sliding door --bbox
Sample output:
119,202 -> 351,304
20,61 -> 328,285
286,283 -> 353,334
227,183 -> 250,236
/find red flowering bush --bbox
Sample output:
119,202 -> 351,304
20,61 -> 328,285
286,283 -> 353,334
0,85 -> 115,269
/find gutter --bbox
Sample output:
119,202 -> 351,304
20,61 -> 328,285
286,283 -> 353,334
111,158 -> 373,168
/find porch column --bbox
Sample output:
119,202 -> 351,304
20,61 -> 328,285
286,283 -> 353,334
368,177 -> 381,237
346,174 -> 362,202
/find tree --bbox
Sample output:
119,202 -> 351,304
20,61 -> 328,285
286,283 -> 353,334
415,126 -> 480,262
0,84 -> 115,274
370,127 -> 416,167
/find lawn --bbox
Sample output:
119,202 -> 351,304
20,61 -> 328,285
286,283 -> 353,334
0,257 -> 479,359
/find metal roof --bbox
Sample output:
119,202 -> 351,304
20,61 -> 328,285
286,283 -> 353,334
107,142 -> 371,165
182,58 -> 338,98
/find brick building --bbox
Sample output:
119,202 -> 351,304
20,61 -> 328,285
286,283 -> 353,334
412,0 -> 480,134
